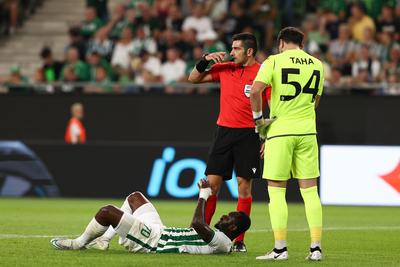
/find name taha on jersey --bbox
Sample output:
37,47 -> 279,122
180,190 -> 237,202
290,57 -> 314,65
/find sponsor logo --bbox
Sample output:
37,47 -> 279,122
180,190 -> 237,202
379,161 -> 400,193
244,84 -> 252,98
320,145 -> 400,206
147,147 -> 238,198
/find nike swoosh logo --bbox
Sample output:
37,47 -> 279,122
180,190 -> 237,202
274,254 -> 281,259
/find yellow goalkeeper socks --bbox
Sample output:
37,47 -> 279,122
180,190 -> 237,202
268,186 -> 288,249
300,186 -> 323,248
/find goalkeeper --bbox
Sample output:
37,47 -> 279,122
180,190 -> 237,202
50,179 -> 251,254
250,27 -> 324,261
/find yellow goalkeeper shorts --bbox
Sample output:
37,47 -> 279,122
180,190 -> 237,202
263,134 -> 320,180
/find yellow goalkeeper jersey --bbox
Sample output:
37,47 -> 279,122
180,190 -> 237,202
255,49 -> 324,139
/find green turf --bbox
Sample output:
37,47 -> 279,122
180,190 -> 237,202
1,198 -> 400,266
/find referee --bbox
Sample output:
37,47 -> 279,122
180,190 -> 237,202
188,33 -> 268,252
251,27 -> 324,261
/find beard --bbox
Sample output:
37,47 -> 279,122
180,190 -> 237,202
234,58 -> 245,66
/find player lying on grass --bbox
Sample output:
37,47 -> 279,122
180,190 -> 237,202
50,179 -> 251,254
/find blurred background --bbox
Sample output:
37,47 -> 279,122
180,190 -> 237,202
0,0 -> 399,206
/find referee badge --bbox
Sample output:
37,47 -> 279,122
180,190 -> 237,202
244,84 -> 252,98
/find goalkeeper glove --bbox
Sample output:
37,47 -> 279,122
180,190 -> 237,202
254,115 -> 276,140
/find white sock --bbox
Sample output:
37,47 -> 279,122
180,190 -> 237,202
74,218 -> 108,247
114,212 -> 135,239
275,240 -> 287,250
102,226 -> 116,241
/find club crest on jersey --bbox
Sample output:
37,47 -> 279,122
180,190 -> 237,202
244,84 -> 252,98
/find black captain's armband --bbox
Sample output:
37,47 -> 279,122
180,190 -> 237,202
195,54 -> 211,73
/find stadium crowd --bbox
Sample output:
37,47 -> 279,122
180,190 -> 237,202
1,0 -> 400,94
0,0 -> 42,35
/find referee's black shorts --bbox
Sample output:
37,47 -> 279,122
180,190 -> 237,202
205,126 -> 262,181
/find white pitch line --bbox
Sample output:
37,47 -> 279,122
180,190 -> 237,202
0,234 -> 74,239
1,226 -> 400,239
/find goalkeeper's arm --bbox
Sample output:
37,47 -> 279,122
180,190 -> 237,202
250,81 -> 275,139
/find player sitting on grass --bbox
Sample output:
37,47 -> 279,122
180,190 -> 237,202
50,179 -> 251,254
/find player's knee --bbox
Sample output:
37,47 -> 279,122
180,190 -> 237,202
210,184 -> 220,195
127,191 -> 148,211
237,180 -> 251,197
97,205 -> 117,220
127,191 -> 144,203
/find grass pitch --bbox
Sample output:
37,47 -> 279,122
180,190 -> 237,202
1,198 -> 400,267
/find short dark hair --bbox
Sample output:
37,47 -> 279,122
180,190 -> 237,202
233,212 -> 251,237
40,47 -> 52,59
232,32 -> 258,56
277,27 -> 304,47
68,26 -> 81,37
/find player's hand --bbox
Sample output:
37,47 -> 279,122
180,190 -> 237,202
205,52 -> 226,64
197,178 -> 210,189
260,141 -> 265,159
255,116 -> 276,140
198,178 -> 212,200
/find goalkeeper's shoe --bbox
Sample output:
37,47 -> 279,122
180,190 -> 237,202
306,246 -> 322,261
50,238 -> 83,250
232,241 -> 247,252
256,247 -> 288,260
86,237 -> 110,251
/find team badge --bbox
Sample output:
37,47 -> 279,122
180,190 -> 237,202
244,84 -> 252,98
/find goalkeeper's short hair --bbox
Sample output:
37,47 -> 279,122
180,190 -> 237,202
277,27 -> 305,48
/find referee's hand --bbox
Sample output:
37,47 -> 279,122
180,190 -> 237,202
260,142 -> 265,159
205,52 -> 226,63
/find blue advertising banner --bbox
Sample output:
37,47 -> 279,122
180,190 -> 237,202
0,141 -> 60,197
23,142 -> 302,201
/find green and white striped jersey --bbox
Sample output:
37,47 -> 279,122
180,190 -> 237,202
124,225 -> 232,254
156,227 -> 232,254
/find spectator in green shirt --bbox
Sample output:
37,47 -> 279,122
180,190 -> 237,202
0,65 -> 30,93
81,7 -> 104,39
87,51 -> 114,81
86,0 -> 109,22
84,66 -> 116,93
61,47 -> 90,82
202,30 -> 227,54
105,6 -> 137,41
105,4 -> 126,40
318,0 -> 347,20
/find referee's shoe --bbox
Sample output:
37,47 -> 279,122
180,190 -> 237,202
232,241 -> 247,252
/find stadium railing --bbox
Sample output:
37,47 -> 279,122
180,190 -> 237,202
0,82 -> 399,95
